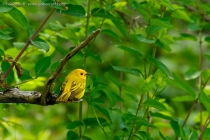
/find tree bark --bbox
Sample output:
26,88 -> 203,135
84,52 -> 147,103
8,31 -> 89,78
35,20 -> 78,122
0,88 -> 82,105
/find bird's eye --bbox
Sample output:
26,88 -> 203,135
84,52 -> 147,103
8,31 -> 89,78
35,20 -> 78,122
81,73 -> 83,75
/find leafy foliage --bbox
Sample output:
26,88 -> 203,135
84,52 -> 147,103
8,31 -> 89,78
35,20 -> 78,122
1,0 -> 210,140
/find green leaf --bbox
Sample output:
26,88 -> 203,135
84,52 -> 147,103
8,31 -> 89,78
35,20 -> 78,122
13,42 -> 25,50
69,49 -> 84,61
150,18 -> 174,29
188,18 -> 201,31
155,39 -> 172,52
108,109 -> 122,130
8,8 -> 30,34
88,26 -> 97,36
135,131 -> 153,140
184,68 -> 201,80
159,131 -> 170,140
174,33 -> 197,41
104,90 -> 124,108
92,8 -> 118,20
205,37 -> 210,43
112,65 -> 141,77
59,4 -> 86,17
112,91 -> 124,102
83,117 -> 106,126
35,56 -> 51,76
89,98 -> 105,105
0,31 -> 13,40
205,54 -> 210,62
0,48 -> 5,57
94,105 -> 111,120
101,29 -> 121,41
67,131 -> 79,140
104,90 -> 117,108
66,121 -> 83,130
167,73 -> 197,99
173,73 -> 197,99
1,61 -> 14,84
19,74 -> 33,81
170,120 -> 184,137
105,2 -> 115,11
50,61 -> 59,72
112,20 -> 127,38
0,2 -> 14,12
202,70 -> 210,85
172,95 -> 194,102
181,33 -> 197,41
119,117 -> 128,132
189,129 -> 198,140
160,0 -> 174,10
22,68 -> 30,75
67,114 -> 75,121
136,34 -> 155,44
86,49 -> 103,63
143,99 -> 167,111
0,20 -> 13,34
104,72 -> 122,87
203,128 -> 210,139
199,88 -> 210,114
89,89 -> 102,100
150,112 -> 172,120
118,46 -> 143,57
148,56 -> 172,78
146,26 -> 163,36
172,10 -> 192,22
31,38 -> 50,52
49,22 -> 65,31
133,1 -> 150,22
135,118 -> 157,128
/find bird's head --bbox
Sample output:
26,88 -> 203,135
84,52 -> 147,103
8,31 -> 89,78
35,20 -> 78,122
73,69 -> 91,80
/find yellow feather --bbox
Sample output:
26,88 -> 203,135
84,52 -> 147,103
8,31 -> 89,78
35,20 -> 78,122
56,69 -> 89,102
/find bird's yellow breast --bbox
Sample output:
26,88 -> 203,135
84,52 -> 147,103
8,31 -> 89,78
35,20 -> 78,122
56,69 -> 89,102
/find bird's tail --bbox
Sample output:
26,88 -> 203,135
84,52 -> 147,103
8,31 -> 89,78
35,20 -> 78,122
56,92 -> 69,102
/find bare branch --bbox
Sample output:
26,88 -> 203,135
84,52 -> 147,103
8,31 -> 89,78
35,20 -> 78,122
41,29 -> 101,105
0,88 -> 82,105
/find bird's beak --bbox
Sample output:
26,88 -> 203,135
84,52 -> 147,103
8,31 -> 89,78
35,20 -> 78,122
86,72 -> 91,75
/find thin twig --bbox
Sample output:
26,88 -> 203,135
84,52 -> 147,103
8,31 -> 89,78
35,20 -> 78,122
0,8 -> 56,84
198,30 -> 203,131
202,76 -> 210,89
41,29 -> 101,105
198,115 -> 210,140
128,94 -> 145,140
92,106 -> 110,140
119,8 -> 135,111
182,98 -> 198,127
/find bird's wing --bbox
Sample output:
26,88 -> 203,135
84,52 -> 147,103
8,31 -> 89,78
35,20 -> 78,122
69,81 -> 85,100
56,78 -> 71,102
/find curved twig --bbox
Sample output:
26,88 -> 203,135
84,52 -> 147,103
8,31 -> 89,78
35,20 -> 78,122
40,29 -> 101,105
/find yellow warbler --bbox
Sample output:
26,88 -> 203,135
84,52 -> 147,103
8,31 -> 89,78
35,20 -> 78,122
56,69 -> 90,102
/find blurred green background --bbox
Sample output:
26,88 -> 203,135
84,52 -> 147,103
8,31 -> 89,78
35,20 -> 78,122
1,0 -> 210,139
